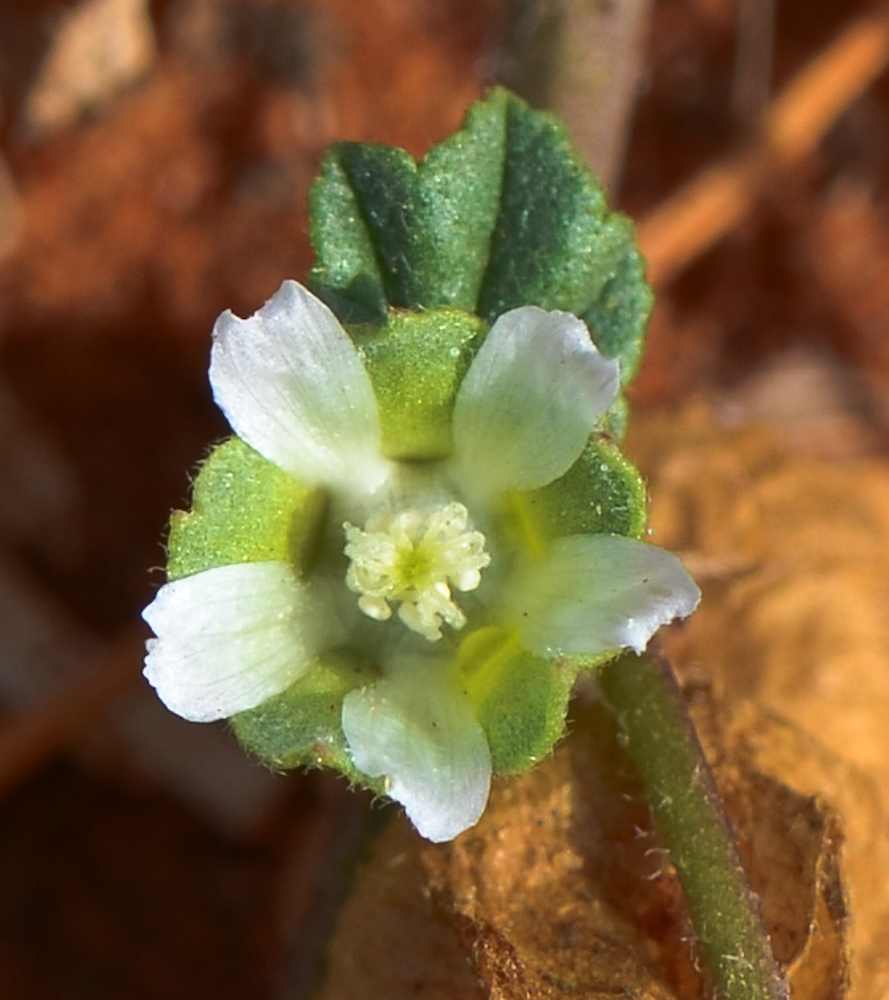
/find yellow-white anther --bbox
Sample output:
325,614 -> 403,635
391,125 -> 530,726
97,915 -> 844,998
343,502 -> 490,641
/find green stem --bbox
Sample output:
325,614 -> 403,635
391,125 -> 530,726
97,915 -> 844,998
598,647 -> 789,1000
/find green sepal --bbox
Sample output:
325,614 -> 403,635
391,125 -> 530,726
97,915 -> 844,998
166,436 -> 324,582
229,653 -> 384,792
350,309 -> 487,460
501,435 -> 649,558
458,627 -> 577,773
308,87 -> 652,404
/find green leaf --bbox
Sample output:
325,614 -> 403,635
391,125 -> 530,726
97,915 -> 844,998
166,437 -> 324,582
305,153 -> 388,324
581,248 -> 653,385
477,99 -> 629,326
309,92 -> 508,321
308,88 -> 651,391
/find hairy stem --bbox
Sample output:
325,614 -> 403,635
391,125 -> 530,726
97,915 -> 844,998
598,648 -> 789,1000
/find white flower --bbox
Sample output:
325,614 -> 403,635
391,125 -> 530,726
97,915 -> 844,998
143,280 -> 700,842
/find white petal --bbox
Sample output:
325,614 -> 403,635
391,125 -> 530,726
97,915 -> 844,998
210,280 -> 390,494
342,659 -> 491,842
507,534 -> 701,657
451,306 -> 620,499
143,561 -> 325,722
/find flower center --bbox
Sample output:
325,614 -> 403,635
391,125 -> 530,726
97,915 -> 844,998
343,502 -> 490,641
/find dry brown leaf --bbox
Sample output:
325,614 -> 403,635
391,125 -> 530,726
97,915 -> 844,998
317,686 -> 851,999
631,400 -> 889,1000
24,0 -> 156,134
420,704 -> 683,1000
311,816 -> 485,1000
317,700 -> 685,1000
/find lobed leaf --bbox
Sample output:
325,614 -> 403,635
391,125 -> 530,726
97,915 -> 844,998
308,88 -> 652,394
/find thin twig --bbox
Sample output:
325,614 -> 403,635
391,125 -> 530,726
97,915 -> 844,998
639,2 -> 889,285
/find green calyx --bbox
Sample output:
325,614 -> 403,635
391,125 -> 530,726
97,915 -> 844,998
501,436 -> 649,558
350,309 -> 487,461
162,86 -> 658,789
457,626 -> 576,773
230,650 -> 382,790
163,304 -> 651,782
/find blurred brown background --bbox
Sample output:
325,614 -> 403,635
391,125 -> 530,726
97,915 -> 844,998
2,0 -> 889,996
